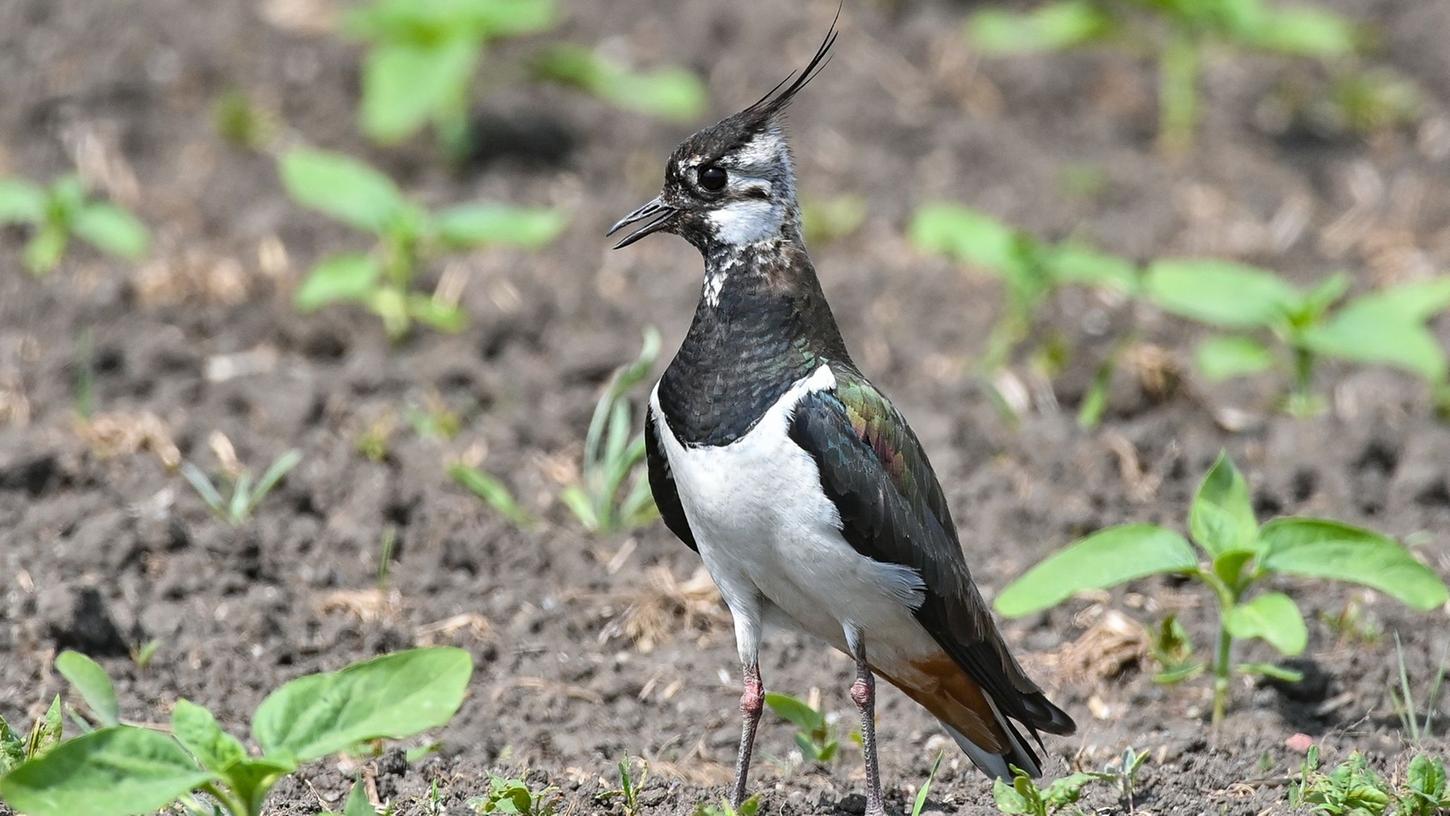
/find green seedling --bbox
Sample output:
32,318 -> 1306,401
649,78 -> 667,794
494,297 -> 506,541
345,0 -> 556,155
0,174 -> 148,275
911,752 -> 945,816
968,0 -> 1360,152
1144,261 -> 1450,416
212,89 -> 277,152
600,756 -> 648,816
801,194 -> 868,246
1319,598 -> 1381,645
993,766 -> 1104,816
334,778 -> 379,816
693,796 -> 760,816
181,448 -> 302,527
1399,754 -> 1450,816
996,452 -> 1449,725
1390,633 -> 1446,743
560,328 -> 660,534
450,463 -> 534,528
909,204 -> 1139,424
763,691 -> 838,763
1290,747 -> 1393,815
280,148 -> 564,339
0,648 -> 471,816
0,696 -> 63,775
55,651 -> 120,730
1099,747 -> 1150,813
532,45 -> 707,123
130,639 -> 161,671
376,525 -> 398,589
469,774 -> 560,815
1150,615 -> 1203,684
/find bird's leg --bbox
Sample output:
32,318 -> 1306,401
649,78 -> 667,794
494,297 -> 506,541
731,661 -> 764,808
850,644 -> 887,816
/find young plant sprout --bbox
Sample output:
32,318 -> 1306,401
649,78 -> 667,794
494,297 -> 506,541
279,148 -> 564,339
967,0 -> 1360,152
560,328 -> 660,533
532,45 -> 707,123
0,697 -> 63,776
344,0 -> 556,156
181,447 -> 301,527
1144,261 -> 1450,415
909,203 -> 1139,424
0,649 -> 472,816
995,453 -> 1449,725
992,766 -> 1105,816
763,691 -> 839,764
470,775 -> 561,815
0,174 -> 148,275
449,463 -> 534,529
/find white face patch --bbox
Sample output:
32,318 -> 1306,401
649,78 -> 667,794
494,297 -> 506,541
708,198 -> 782,246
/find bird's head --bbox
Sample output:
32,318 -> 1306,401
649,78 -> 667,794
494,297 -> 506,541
608,21 -> 837,253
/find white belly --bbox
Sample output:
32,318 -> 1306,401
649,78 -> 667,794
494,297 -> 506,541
650,365 -> 935,666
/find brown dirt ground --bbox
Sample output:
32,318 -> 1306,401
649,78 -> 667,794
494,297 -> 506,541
2,0 -> 1448,814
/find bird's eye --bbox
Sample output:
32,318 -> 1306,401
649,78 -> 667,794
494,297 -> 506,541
697,166 -> 728,192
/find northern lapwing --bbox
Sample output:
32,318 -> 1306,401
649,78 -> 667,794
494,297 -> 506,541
608,18 -> 1075,814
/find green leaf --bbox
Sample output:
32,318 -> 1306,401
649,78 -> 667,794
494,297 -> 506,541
991,776 -> 1032,815
1042,244 -> 1140,293
1144,259 -> 1300,328
0,726 -> 214,816
295,254 -> 383,311
72,203 -> 148,260
1237,662 -> 1305,682
912,752 -> 944,816
1341,278 -> 1450,322
466,0 -> 556,37
0,715 -> 26,774
25,697 -> 64,759
448,464 -> 533,527
1251,7 -> 1358,56
1405,755 -> 1447,812
908,203 -> 1031,277
1188,453 -> 1258,557
406,294 -> 468,333
533,45 -> 706,122
763,692 -> 822,731
1259,519 -> 1449,610
433,203 -> 566,249
170,700 -> 246,776
360,39 -> 476,144
343,778 -> 376,816
24,224 -> 69,275
1196,335 -> 1275,381
280,149 -> 405,233
968,1 -> 1116,54
995,524 -> 1199,617
0,179 -> 46,224
1212,547 -> 1259,589
55,651 -> 120,727
251,647 -> 472,763
1225,592 -> 1308,655
1043,772 -> 1103,807
1303,283 -> 1450,382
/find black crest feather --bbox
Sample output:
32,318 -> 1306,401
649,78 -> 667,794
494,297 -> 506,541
742,7 -> 839,122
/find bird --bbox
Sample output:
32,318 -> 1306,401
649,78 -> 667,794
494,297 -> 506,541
607,17 -> 1075,815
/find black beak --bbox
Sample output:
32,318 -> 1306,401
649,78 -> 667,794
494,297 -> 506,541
607,196 -> 676,249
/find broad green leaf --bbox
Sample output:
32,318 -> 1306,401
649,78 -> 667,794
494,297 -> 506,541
360,40 -> 476,144
295,254 -> 383,311
466,0 -> 556,37
968,1 -> 1116,54
0,714 -> 25,773
434,203 -> 565,249
24,225 -> 68,275
1188,453 -> 1258,557
0,179 -> 46,224
1251,7 -> 1358,56
995,524 -> 1199,617
55,651 -> 119,727
1405,755 -> 1447,809
1343,278 -> 1450,322
251,647 -> 472,763
72,203 -> 148,260
280,149 -> 404,233
1212,547 -> 1259,589
1042,244 -> 1139,293
1304,321 -> 1446,382
1225,592 -> 1307,655
1144,259 -> 1299,328
171,700 -> 245,775
533,45 -> 706,122
221,757 -> 294,801
1043,772 -> 1103,807
405,294 -> 468,333
763,692 -> 822,731
1299,273 -> 1351,321
991,776 -> 1032,814
1259,519 -> 1449,610
1196,335 -> 1275,381
908,203 -> 1033,278
0,726 -> 213,816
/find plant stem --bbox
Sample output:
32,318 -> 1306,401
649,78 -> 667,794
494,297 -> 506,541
1212,617 -> 1232,728
200,782 -> 248,816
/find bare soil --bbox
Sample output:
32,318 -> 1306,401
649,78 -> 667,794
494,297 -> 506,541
1,1 -> 1448,814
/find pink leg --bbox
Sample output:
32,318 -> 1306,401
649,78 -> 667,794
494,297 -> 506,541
851,651 -> 887,816
731,663 -> 764,808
